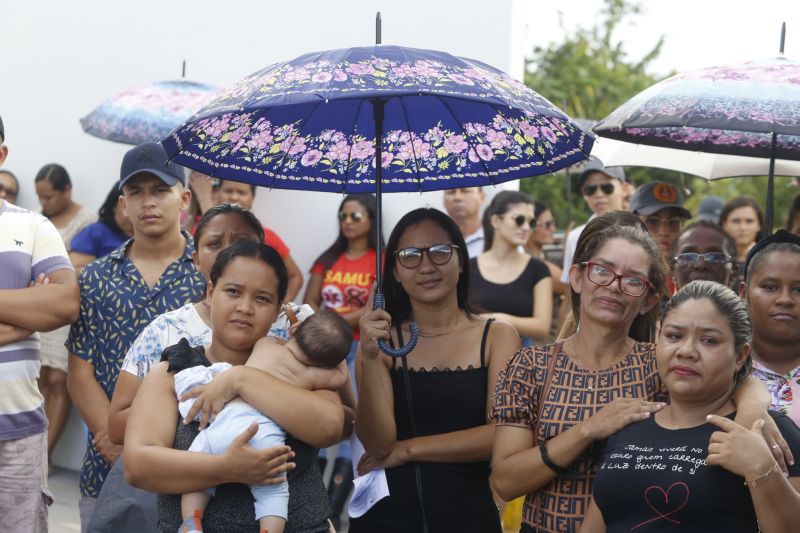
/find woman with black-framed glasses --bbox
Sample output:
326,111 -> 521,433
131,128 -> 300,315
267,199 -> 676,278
351,207 -> 520,533
672,220 -> 736,290
470,191 -> 553,347
302,193 -> 380,528
492,218 -> 784,533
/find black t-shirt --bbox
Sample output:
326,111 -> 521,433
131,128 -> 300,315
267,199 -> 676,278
593,411 -> 800,532
469,256 -> 550,318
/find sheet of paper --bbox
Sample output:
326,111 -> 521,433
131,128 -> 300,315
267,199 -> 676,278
347,433 -> 390,518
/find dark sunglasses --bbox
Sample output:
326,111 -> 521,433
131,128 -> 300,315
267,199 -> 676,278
506,214 -> 537,229
0,184 -> 18,199
395,243 -> 459,269
538,220 -> 556,230
674,252 -> 731,266
338,211 -> 365,222
581,183 -> 615,196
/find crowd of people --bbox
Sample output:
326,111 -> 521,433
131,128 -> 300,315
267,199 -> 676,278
1,110 -> 800,533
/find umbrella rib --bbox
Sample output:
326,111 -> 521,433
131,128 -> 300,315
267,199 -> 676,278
272,100 -> 325,187
397,95 -> 425,193
343,98 -> 366,194
435,95 -> 494,187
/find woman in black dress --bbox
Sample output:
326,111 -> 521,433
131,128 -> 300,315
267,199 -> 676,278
352,208 -> 520,533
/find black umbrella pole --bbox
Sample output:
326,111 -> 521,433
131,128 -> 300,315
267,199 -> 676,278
767,132 -> 777,235
373,99 -> 386,293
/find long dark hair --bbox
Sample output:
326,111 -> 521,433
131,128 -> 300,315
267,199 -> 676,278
210,240 -> 288,302
314,194 -> 381,270
786,193 -> 800,232
35,163 -> 71,191
98,186 -> 126,236
194,203 -> 265,245
482,190 -> 534,251
383,208 -> 475,323
719,196 -> 765,242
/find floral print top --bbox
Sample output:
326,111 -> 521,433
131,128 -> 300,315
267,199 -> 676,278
752,360 -> 800,428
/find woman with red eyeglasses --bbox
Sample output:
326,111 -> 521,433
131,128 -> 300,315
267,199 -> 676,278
470,191 -> 553,347
303,193 -> 380,528
491,217 -> 788,533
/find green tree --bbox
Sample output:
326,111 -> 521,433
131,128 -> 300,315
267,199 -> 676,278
521,0 -> 668,227
519,0 -> 797,231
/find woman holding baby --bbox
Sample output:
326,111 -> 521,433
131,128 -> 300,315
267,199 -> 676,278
125,241 -> 351,532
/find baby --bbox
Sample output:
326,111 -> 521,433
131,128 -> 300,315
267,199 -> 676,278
175,309 -> 352,533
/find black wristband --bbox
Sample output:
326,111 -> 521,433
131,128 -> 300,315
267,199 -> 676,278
540,440 -> 572,476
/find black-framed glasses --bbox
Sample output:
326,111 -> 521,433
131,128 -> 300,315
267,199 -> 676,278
505,214 -> 537,229
0,184 -> 18,200
395,243 -> 459,269
338,211 -> 365,223
674,252 -> 731,266
538,220 -> 556,230
581,261 -> 654,297
581,183 -> 615,196
643,216 -> 685,232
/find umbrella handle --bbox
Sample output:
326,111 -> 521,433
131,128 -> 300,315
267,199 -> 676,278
373,292 -> 419,357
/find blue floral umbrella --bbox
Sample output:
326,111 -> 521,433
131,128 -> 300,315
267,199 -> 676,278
163,44 -> 593,354
81,80 -> 219,145
594,55 -> 800,232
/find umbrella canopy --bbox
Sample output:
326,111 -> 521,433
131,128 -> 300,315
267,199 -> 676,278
163,44 -> 593,355
593,56 -> 800,231
163,45 -> 593,193
81,80 -> 219,145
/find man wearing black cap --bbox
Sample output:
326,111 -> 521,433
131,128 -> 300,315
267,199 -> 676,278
66,142 -> 205,531
560,157 -> 629,285
0,114 -> 79,531
630,181 -> 692,295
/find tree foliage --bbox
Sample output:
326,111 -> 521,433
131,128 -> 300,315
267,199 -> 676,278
518,0 -> 798,231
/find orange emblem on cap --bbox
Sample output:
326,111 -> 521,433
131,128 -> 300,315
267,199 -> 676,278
653,183 -> 677,203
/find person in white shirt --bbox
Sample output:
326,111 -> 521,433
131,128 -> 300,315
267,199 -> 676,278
443,187 -> 486,258
560,158 -> 629,284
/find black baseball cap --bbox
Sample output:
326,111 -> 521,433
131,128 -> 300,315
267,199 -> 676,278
630,181 -> 691,218
119,142 -> 186,190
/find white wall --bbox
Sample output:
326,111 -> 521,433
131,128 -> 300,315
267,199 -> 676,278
2,0 -> 524,276
2,0 -> 525,468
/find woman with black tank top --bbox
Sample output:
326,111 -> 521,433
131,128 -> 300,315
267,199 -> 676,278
352,208 -> 520,533
125,242 -> 350,533
470,190 -> 553,347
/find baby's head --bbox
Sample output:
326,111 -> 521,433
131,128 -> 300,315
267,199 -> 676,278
293,310 -> 353,368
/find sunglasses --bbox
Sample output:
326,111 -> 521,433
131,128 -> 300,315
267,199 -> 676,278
537,220 -> 556,230
395,243 -> 459,269
674,252 -> 731,266
338,211 -> 365,223
581,183 -> 615,196
0,184 -> 18,199
643,216 -> 685,232
505,214 -> 537,229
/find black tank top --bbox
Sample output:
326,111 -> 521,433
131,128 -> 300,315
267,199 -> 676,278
469,256 -> 550,317
349,320 -> 502,533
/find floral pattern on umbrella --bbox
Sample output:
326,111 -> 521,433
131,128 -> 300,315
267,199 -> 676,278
81,80 -> 219,145
596,57 -> 800,161
165,45 -> 593,193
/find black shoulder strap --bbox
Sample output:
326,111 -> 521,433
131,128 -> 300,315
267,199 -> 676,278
480,318 -> 494,368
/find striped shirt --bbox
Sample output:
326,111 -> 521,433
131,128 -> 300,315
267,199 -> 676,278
0,201 -> 73,441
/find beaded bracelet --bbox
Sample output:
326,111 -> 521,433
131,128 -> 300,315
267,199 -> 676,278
744,462 -> 780,488
540,441 -> 573,477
